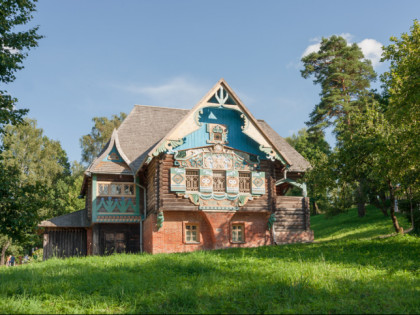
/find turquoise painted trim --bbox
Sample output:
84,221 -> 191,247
136,176 -> 140,216
102,145 -> 124,162
276,178 -> 307,197
92,175 -> 97,222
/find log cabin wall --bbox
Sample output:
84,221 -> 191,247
158,154 -> 275,213
146,158 -> 158,214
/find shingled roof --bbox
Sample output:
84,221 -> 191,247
114,105 -> 309,172
117,105 -> 189,172
257,120 -> 311,172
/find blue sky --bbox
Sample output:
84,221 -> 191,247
6,0 -> 419,164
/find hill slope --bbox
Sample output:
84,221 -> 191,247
0,207 -> 418,314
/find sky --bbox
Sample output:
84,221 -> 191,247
6,0 -> 420,164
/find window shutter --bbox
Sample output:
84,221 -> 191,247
226,170 -> 239,194
170,168 -> 186,192
251,171 -> 265,195
199,169 -> 213,193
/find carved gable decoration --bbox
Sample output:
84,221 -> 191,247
147,80 -> 291,168
103,145 -> 124,162
207,123 -> 228,144
174,144 -> 259,171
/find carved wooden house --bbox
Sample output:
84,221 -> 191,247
40,79 -> 313,259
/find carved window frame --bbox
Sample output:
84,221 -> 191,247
239,172 -> 251,193
212,170 -> 226,193
186,169 -> 199,192
97,181 -> 135,197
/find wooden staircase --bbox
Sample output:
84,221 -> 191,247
273,196 -> 313,244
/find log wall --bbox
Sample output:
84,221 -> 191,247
157,154 -> 275,212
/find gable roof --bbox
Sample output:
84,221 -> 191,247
85,129 -> 133,175
83,79 -> 310,193
117,105 -> 189,172
144,79 -> 293,170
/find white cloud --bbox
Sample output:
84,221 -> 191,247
358,38 -> 383,67
117,76 -> 208,108
2,46 -> 19,54
300,34 -> 383,68
301,43 -> 321,58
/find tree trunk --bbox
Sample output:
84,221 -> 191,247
379,191 -> 388,216
388,180 -> 403,234
408,187 -> 414,230
357,180 -> 366,217
1,240 -> 11,266
314,200 -> 320,215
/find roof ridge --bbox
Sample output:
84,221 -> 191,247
133,104 -> 189,111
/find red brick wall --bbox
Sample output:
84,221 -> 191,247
143,211 -> 273,254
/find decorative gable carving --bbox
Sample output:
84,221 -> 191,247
146,80 -> 291,169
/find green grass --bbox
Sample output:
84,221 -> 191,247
0,207 -> 419,314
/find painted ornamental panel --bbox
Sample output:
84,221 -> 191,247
251,171 -> 266,195
170,168 -> 186,192
199,169 -> 213,193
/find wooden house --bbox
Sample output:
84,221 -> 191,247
39,79 -> 313,259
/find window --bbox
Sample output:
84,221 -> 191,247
231,224 -> 245,243
186,170 -> 199,191
239,172 -> 251,193
184,223 -> 200,243
213,171 -> 226,192
98,182 -> 135,197
213,132 -> 222,141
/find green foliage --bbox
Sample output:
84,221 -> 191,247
0,0 -> 43,134
0,164 -> 42,242
79,113 -> 127,165
326,181 -> 355,216
301,35 -> 376,131
381,20 -> 420,203
286,128 -> 332,213
0,118 -> 75,220
0,209 -> 417,314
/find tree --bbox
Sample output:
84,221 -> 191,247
380,20 -> 420,232
301,35 -> 377,217
301,36 -> 376,131
0,0 -> 43,134
80,113 -> 127,165
286,128 -> 332,214
0,164 -> 43,264
0,118 -> 77,219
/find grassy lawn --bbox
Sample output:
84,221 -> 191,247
0,207 -> 419,314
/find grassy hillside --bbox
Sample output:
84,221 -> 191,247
0,207 -> 418,314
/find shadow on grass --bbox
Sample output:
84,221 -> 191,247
1,249 -> 419,314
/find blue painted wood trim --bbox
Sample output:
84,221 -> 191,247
92,175 -> 97,222
136,176 -> 140,216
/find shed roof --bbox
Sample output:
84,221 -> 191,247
38,209 -> 89,228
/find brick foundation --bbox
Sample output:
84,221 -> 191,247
143,211 -> 273,254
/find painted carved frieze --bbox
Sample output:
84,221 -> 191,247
174,144 -> 260,171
